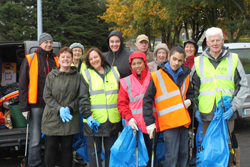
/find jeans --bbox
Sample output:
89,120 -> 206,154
86,134 -> 118,167
163,127 -> 188,167
45,135 -> 74,167
28,108 -> 44,167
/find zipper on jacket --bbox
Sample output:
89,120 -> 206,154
46,55 -> 50,75
44,67 -> 47,78
111,52 -> 115,66
104,76 -> 109,124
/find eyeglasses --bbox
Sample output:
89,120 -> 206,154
72,50 -> 82,53
44,40 -> 53,45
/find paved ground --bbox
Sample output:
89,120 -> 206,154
1,117 -> 250,167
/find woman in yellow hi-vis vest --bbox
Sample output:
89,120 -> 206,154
79,47 -> 122,167
143,46 -> 193,167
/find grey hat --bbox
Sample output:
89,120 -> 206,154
39,33 -> 53,45
69,43 -> 85,53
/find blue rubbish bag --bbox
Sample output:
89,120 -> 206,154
196,96 -> 231,167
196,123 -> 203,154
109,125 -> 149,167
156,132 -> 165,165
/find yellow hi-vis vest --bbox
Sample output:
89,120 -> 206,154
194,53 -> 238,113
82,67 -> 121,123
71,62 -> 86,74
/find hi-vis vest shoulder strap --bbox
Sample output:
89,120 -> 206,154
82,67 -> 121,123
195,53 -> 238,113
26,53 -> 59,104
151,69 -> 191,131
71,62 -> 87,74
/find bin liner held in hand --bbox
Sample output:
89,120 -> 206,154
196,96 -> 231,167
109,125 -> 149,167
196,122 -> 203,153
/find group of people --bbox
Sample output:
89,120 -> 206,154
18,26 -> 248,167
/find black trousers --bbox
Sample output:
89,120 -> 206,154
86,134 -> 118,167
45,135 -> 74,167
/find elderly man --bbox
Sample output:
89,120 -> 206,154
19,33 -> 59,167
135,34 -> 154,62
192,27 -> 249,142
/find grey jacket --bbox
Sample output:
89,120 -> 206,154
42,66 -> 82,136
192,46 -> 249,121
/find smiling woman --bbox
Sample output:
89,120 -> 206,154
41,46 -> 83,167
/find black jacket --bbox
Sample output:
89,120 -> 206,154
19,47 -> 58,112
103,30 -> 132,78
143,62 -> 193,126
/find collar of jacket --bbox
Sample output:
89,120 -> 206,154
202,46 -> 230,62
51,66 -> 78,76
158,61 -> 191,87
37,47 -> 56,58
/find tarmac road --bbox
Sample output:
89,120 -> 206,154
1,117 -> 250,167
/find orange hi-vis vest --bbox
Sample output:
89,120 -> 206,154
151,69 -> 191,131
120,72 -> 160,133
26,52 -> 59,104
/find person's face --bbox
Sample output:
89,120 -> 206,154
89,51 -> 102,70
185,43 -> 196,58
109,35 -> 121,52
40,40 -> 53,51
169,52 -> 184,73
72,47 -> 82,61
156,49 -> 167,63
206,34 -> 224,57
136,40 -> 149,53
58,51 -> 73,68
131,58 -> 146,75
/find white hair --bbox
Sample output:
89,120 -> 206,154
206,27 -> 223,41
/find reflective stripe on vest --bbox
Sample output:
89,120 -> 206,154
26,53 -> 59,104
195,53 -> 238,113
82,67 -> 120,123
152,69 -> 191,131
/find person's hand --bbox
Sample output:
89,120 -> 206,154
184,99 -> 191,109
86,115 -> 100,132
195,110 -> 203,124
22,111 -> 28,120
60,107 -> 73,122
223,108 -> 234,120
64,107 -> 73,120
128,118 -> 138,131
147,123 -> 156,139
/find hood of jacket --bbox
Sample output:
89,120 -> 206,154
153,43 -> 170,64
129,51 -> 149,83
106,30 -> 124,55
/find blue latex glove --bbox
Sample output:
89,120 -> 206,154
92,121 -> 101,133
60,107 -> 73,122
195,110 -> 203,124
86,116 -> 100,133
64,107 -> 73,120
222,108 -> 234,120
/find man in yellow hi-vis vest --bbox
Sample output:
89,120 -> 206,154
192,27 -> 249,149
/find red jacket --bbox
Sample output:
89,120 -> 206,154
117,51 -> 160,133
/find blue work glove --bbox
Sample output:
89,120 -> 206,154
86,116 -> 100,133
195,110 -> 203,124
222,108 -> 234,120
59,107 -> 73,122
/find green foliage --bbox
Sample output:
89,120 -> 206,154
0,0 -> 113,51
